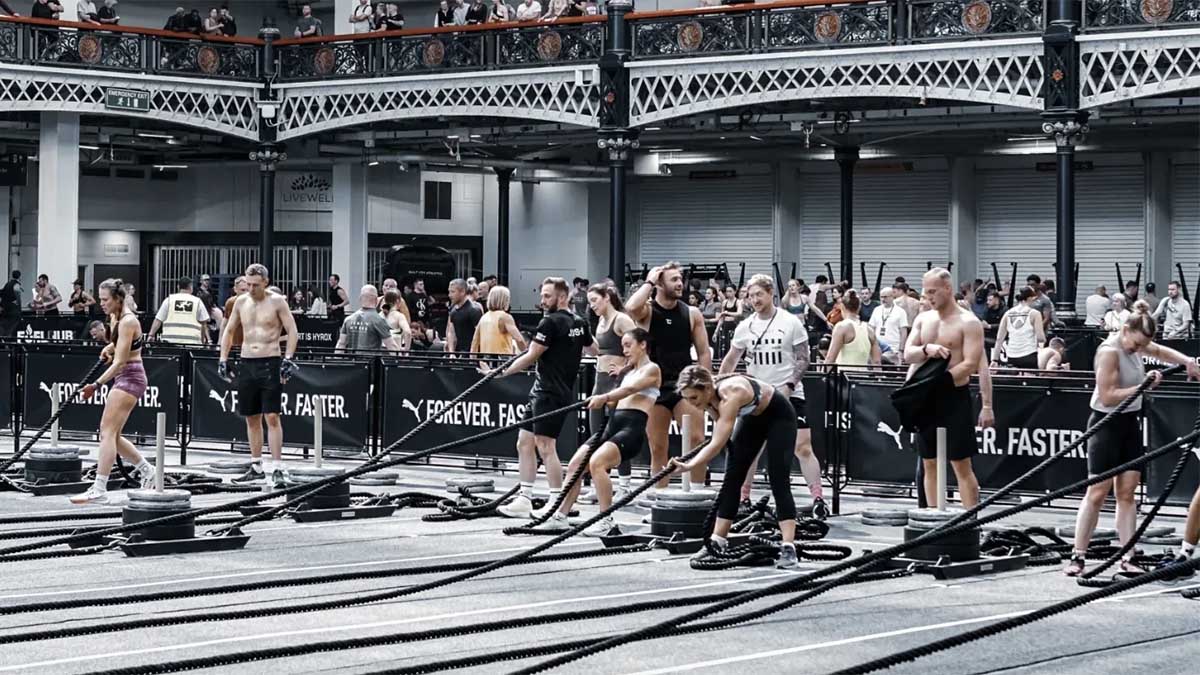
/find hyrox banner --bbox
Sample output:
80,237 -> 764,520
190,358 -> 370,449
23,351 -> 180,436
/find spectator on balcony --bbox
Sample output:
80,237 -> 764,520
97,0 -> 117,24
563,0 -> 586,17
435,0 -> 453,26
0,1 -> 17,17
515,0 -> 540,21
294,4 -> 322,36
76,0 -> 99,23
464,0 -> 487,24
489,0 -> 513,21
382,3 -> 405,29
218,5 -> 236,35
31,0 -> 62,21
183,8 -> 203,33
451,0 -> 468,25
540,0 -> 566,20
349,0 -> 372,33
164,6 -> 186,31
202,8 -> 222,35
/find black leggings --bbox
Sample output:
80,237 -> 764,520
589,372 -> 631,478
716,392 -> 798,521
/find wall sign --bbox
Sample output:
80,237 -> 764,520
277,171 -> 334,212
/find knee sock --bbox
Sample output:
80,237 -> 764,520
519,482 -> 533,499
618,476 -> 630,489
548,488 -> 561,505
135,459 -> 152,475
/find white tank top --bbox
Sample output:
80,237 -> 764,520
1090,334 -> 1146,413
1004,306 -> 1038,359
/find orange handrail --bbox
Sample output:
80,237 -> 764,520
628,0 -> 878,21
0,14 -> 264,45
274,15 -> 605,47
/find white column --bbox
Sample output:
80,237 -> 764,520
949,156 -> 977,285
1144,152 -> 1171,288
37,113 -> 79,313
335,0 -> 357,35
0,187 -> 10,281
332,163 -> 368,297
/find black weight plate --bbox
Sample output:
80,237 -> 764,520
904,541 -> 981,563
25,470 -> 83,484
123,504 -> 193,523
904,525 -> 979,548
651,507 -> 710,524
285,480 -> 350,497
127,489 -> 192,503
650,521 -> 705,538
654,499 -> 715,511
134,523 -> 197,541
24,457 -> 83,471
301,495 -> 353,509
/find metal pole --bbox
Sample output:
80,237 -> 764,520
680,413 -> 693,492
836,147 -> 859,285
155,412 -> 166,493
495,168 -> 513,286
936,427 -> 948,511
313,395 -> 323,468
50,383 -> 59,448
609,164 -> 626,291
260,166 -> 275,268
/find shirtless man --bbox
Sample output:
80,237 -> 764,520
1038,337 -> 1068,371
219,264 -> 300,488
626,262 -> 712,490
903,268 -> 993,508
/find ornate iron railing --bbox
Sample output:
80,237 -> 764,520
1083,0 -> 1200,29
908,0 -> 1045,41
765,2 -> 895,50
0,17 -> 260,81
631,10 -> 753,58
496,21 -> 605,67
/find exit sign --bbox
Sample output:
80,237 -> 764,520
105,87 -> 150,112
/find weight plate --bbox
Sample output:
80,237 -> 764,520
446,477 -> 494,492
907,507 -> 969,522
31,443 -> 82,455
208,461 -> 253,474
1144,535 -> 1183,546
1144,526 -> 1175,538
127,489 -> 192,503
652,506 -> 710,523
285,479 -> 350,494
654,499 -> 714,511
862,507 -> 910,520
904,525 -> 979,547
123,504 -> 195,522
350,476 -> 399,486
289,466 -> 346,478
650,521 -> 705,538
126,500 -> 193,512
24,457 -> 83,469
657,489 -> 717,502
298,495 -> 353,510
861,516 -> 909,527
1057,526 -> 1117,540
904,541 -> 981,563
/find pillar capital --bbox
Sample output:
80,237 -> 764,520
597,131 -> 639,164
249,143 -> 287,172
1041,112 -> 1089,148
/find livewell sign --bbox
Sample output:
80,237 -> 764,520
277,171 -> 334,212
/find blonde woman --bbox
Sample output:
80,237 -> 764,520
382,290 -> 412,351
471,285 -> 526,355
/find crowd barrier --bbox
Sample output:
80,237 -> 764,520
2,312 -> 346,350
0,332 -> 1195,507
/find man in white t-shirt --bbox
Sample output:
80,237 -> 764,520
868,286 -> 909,365
349,0 -> 372,32
1084,286 -> 1110,327
1153,281 -> 1193,338
719,274 -> 828,519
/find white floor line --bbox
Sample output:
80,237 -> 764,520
624,610 -> 1032,675
0,570 -> 792,670
0,541 -> 594,601
1096,582 -> 1200,602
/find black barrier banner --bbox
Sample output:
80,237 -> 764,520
23,352 -> 180,436
381,365 -> 574,458
1145,392 -> 1200,506
10,315 -> 90,342
190,358 -> 370,449
0,347 -> 10,429
292,316 -> 342,349
846,379 -> 1092,493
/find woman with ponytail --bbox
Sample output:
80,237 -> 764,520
71,279 -> 156,504
824,288 -> 881,368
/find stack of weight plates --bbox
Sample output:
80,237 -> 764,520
860,507 -> 909,527
1056,526 -> 1118,541
124,489 -> 194,541
351,470 -> 399,487
25,444 -> 83,484
650,489 -> 716,539
208,460 -> 254,475
287,467 -> 351,509
445,476 -> 494,494
903,508 -> 980,562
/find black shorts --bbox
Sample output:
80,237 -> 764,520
519,391 -> 570,438
655,385 -> 684,412
916,384 -> 977,461
790,396 -> 810,430
589,409 -> 648,462
1086,410 -> 1143,476
236,357 -> 282,417
1006,352 -> 1038,370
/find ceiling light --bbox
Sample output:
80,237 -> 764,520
719,136 -> 726,140
368,160 -> 380,166
137,132 -> 174,140
647,148 -> 683,154
749,135 -> 763,142
646,127 -> 662,131
79,144 -> 100,150
153,164 -> 187,170
446,134 -> 459,140
469,134 -> 481,139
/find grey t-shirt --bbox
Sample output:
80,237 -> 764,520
295,15 -> 322,36
1155,296 -> 1193,337
340,308 -> 392,352
1030,293 -> 1056,325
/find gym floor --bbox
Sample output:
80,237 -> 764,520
0,448 -> 1197,675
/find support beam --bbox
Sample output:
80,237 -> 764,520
37,112 -> 79,312
1043,114 -> 1088,318
836,147 -> 859,285
599,0 -> 635,293
332,163 -> 368,297
495,168 -> 513,286
1145,152 -> 1171,289
948,156 -> 977,286
609,163 -> 627,288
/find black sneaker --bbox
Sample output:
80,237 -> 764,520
812,498 -> 830,521
232,466 -> 265,484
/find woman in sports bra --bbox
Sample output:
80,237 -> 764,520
578,283 -> 636,506
471,285 -> 526,356
670,365 -> 802,569
538,328 -> 660,536
990,286 -> 1045,371
783,279 -> 807,317
381,290 -> 412,351
824,289 -> 880,368
71,279 -> 156,505
715,286 -> 741,358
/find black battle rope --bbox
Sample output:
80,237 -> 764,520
502,443 -> 600,535
211,352 -> 524,532
515,366 -> 1194,673
0,399 -> 584,561
83,566 -> 914,675
0,544 -> 650,616
0,359 -> 105,474
422,484 -> 522,522
833,555 -> 1200,675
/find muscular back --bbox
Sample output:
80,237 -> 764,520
235,293 -> 287,359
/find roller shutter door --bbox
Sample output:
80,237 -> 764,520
637,176 -> 775,277
1173,164 -> 1200,271
799,170 -> 950,288
977,164 -> 1145,311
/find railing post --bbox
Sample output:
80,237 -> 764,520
894,0 -> 909,44
750,6 -> 764,52
254,17 -> 285,271
599,0 -> 638,295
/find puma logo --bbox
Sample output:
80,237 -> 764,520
38,382 -> 55,400
876,421 -> 904,450
209,389 -> 230,413
401,399 -> 422,422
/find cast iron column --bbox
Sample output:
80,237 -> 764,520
598,0 -> 637,293
495,168 -> 513,285
253,18 -> 285,269
1042,0 -> 1085,318
836,147 -> 859,285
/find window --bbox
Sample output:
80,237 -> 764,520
423,181 -> 452,220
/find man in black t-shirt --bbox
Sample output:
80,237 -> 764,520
445,278 -> 482,354
488,277 -> 595,519
405,278 -> 430,324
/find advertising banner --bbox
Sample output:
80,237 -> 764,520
190,358 -> 370,449
292,316 -> 342,350
23,351 -> 180,436
0,347 -> 11,428
1145,392 -> 1200,506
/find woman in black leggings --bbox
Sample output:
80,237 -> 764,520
670,366 -> 800,569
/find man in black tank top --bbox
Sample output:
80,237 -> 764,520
327,274 -> 349,322
627,262 -> 712,489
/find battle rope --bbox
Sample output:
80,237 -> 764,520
514,365 -> 1192,673
0,359 -> 105,474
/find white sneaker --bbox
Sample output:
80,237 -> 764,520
497,495 -> 533,519
583,516 -> 617,538
577,488 -> 599,505
138,470 -> 156,491
613,486 -> 631,503
531,500 -> 562,520
532,511 -> 571,530
70,487 -> 111,505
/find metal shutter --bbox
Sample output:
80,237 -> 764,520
1173,164 -> 1200,270
799,170 -> 950,288
977,164 -> 1145,311
637,175 -> 776,277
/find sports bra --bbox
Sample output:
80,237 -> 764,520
716,376 -> 763,417
621,365 -> 660,400
129,335 -> 145,352
596,317 -> 623,357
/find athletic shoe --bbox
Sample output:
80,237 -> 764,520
270,468 -> 287,490
776,545 -> 801,570
1119,558 -> 1149,575
530,512 -> 570,531
577,488 -> 599,505
1063,554 -> 1086,577
138,469 -> 156,491
497,495 -> 533,519
692,538 -> 726,561
613,486 -> 631,504
70,487 -> 110,505
232,467 -> 265,484
530,500 -> 561,520
811,498 -> 830,521
1160,554 -> 1196,580
583,516 -> 617,538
